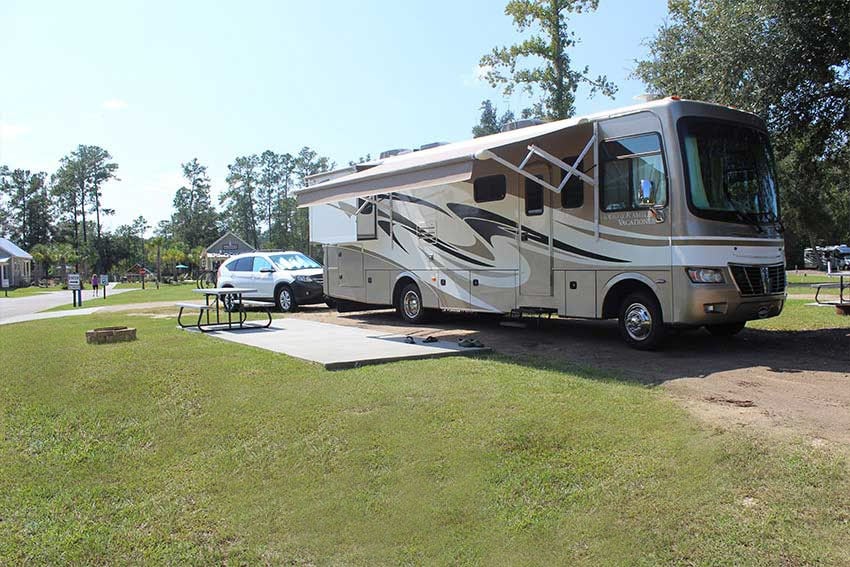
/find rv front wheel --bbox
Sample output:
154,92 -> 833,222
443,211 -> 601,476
398,283 -> 428,323
618,291 -> 665,350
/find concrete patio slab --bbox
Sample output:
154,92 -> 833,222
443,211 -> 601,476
192,318 -> 492,369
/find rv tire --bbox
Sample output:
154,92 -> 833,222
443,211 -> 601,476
618,290 -> 665,350
398,282 -> 429,324
705,322 -> 746,337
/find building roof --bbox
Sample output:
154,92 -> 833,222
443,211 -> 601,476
203,231 -> 254,254
0,237 -> 33,259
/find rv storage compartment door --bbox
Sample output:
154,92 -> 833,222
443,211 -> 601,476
563,270 -> 596,318
470,270 -> 517,313
436,270 -> 470,310
338,247 -> 364,288
366,270 -> 391,305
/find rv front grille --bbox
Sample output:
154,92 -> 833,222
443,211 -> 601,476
729,263 -> 786,296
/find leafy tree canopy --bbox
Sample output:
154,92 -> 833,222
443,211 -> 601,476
481,0 -> 617,120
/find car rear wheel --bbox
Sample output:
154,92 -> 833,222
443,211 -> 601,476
618,290 -> 665,350
221,286 -> 236,312
275,284 -> 296,312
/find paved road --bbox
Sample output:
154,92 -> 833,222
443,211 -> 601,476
0,284 -> 135,325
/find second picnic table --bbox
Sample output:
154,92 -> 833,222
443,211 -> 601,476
812,271 -> 850,314
176,287 -> 274,331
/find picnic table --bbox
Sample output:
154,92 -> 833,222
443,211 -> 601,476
176,287 -> 273,332
812,271 -> 850,314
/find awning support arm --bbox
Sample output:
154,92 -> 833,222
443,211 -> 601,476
474,135 -> 597,195
593,122 -> 600,240
354,195 -> 378,215
475,150 -> 563,194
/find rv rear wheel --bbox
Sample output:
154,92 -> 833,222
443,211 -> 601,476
618,291 -> 665,350
398,282 -> 429,324
706,322 -> 746,337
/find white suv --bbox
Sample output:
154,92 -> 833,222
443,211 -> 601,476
216,251 -> 325,311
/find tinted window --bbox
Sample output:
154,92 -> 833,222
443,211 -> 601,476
474,175 -> 506,203
525,176 -> 544,216
231,257 -> 253,272
357,197 -> 373,215
252,256 -> 273,272
560,155 -> 584,209
601,134 -> 667,212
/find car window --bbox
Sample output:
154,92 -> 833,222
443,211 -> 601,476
232,257 -> 253,272
269,253 -> 321,270
253,256 -> 273,272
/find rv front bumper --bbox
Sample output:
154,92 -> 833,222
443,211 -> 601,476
673,271 -> 785,325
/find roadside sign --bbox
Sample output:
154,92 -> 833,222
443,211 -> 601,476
68,274 -> 81,290
99,274 -> 109,286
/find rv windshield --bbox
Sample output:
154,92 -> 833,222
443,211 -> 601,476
679,117 -> 780,225
269,253 -> 321,270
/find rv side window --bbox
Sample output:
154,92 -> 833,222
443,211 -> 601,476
601,133 -> 667,212
357,197 -> 373,215
356,197 -> 377,240
474,175 -> 506,203
525,176 -> 544,216
560,155 -> 584,209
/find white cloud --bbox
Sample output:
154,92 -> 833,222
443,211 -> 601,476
0,122 -> 31,142
462,64 -> 493,87
102,99 -> 128,110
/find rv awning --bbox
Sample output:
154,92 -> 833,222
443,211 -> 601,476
296,116 -> 592,207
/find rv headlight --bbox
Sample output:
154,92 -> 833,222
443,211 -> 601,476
687,268 -> 725,284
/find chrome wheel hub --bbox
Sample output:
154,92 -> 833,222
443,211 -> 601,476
624,303 -> 653,341
403,291 -> 421,319
279,289 -> 292,310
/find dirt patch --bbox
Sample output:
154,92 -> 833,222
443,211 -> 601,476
285,305 -> 850,447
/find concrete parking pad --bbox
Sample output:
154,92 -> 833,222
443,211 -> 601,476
192,318 -> 492,369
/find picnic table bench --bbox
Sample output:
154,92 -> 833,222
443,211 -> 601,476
811,272 -> 850,315
176,288 -> 274,331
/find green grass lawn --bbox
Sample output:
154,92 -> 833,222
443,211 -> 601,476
786,272 -> 834,285
749,298 -> 850,331
45,282 -> 200,312
1,313 -> 849,564
0,285 -> 63,298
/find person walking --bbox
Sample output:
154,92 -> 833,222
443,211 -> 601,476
91,274 -> 99,297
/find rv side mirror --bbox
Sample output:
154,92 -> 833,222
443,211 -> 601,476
638,179 -> 655,206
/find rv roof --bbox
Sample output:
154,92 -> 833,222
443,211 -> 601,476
296,98 -> 746,207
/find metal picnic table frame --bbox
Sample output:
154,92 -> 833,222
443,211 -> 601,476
812,271 -> 850,313
177,287 -> 273,332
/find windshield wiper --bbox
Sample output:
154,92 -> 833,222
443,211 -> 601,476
732,210 -> 764,233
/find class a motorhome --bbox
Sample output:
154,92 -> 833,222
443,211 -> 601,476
296,98 -> 786,349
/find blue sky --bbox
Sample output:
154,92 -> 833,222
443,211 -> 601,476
0,0 -> 668,234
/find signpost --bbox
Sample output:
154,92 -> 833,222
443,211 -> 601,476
68,273 -> 82,307
99,274 -> 109,298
